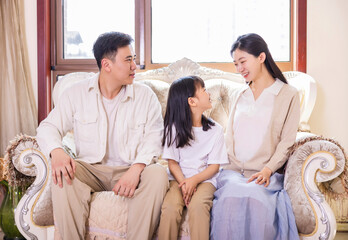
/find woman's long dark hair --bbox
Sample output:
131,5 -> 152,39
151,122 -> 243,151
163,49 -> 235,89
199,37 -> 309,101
231,33 -> 288,84
163,76 -> 215,148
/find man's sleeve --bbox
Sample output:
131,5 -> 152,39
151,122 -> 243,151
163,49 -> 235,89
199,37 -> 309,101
36,89 -> 74,159
133,90 -> 164,165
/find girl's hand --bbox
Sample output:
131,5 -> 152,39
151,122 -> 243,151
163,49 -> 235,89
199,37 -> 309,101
180,182 -> 187,198
179,177 -> 198,206
247,167 -> 272,187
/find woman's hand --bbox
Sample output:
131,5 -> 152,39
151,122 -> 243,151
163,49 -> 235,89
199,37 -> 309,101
179,176 -> 198,206
247,166 -> 272,187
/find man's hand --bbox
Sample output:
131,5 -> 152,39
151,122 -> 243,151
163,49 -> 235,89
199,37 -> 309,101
247,166 -> 272,187
112,163 -> 145,198
50,148 -> 76,188
178,176 -> 198,206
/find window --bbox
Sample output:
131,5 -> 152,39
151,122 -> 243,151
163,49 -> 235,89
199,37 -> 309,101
62,0 -> 135,60
151,0 -> 290,63
52,0 -> 135,77
51,0 -> 296,75
39,0 -> 305,121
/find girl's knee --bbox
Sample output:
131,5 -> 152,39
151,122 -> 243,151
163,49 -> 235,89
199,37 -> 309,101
188,201 -> 211,216
161,202 -> 183,218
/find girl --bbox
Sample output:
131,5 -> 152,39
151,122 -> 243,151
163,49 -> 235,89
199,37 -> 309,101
157,76 -> 229,240
210,33 -> 300,240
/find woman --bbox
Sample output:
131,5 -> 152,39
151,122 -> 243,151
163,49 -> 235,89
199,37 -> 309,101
210,33 -> 300,240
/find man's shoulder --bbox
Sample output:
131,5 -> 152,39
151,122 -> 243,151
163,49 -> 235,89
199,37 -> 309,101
131,81 -> 158,98
132,81 -> 153,92
61,76 -> 95,96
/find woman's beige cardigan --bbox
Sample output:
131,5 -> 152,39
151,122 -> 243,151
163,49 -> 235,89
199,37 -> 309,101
224,83 -> 301,178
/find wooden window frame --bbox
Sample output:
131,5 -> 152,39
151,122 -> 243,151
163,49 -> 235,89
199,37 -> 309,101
37,0 -> 306,122
144,0 -> 296,73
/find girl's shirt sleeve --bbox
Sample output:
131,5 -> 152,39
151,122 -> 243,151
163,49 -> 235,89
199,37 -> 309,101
162,129 -> 180,162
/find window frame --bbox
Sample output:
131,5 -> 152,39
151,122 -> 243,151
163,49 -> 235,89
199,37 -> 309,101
37,0 -> 307,122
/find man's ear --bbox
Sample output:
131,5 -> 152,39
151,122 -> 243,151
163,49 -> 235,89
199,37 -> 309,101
188,97 -> 196,107
101,58 -> 111,72
259,52 -> 266,63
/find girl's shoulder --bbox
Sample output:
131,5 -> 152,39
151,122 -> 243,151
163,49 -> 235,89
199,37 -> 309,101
207,119 -> 224,134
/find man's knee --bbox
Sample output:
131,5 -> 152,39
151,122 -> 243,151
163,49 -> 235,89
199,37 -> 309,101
142,164 -> 168,184
73,160 -> 90,180
51,161 -> 88,194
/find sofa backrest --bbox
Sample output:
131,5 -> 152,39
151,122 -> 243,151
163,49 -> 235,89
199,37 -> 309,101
135,58 -> 316,132
54,58 -> 316,132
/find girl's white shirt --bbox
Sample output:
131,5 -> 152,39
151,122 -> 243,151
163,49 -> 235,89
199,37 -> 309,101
233,79 -> 284,162
162,122 -> 229,188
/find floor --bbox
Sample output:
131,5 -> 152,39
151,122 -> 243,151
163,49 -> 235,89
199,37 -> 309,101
335,232 -> 348,240
0,230 -> 347,239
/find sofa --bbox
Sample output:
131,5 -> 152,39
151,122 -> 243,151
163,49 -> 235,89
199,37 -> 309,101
6,58 -> 347,240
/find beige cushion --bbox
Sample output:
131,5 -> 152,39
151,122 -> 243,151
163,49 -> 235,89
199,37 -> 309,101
205,79 -> 242,130
139,80 -> 170,118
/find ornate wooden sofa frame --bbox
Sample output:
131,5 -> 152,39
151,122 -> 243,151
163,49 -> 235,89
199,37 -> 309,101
6,58 -> 347,240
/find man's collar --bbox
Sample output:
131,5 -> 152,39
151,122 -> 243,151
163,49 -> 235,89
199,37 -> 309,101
121,84 -> 133,102
88,72 -> 99,92
88,72 -> 134,101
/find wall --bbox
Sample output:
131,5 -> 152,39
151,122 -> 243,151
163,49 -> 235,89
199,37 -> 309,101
24,1 -> 348,151
307,0 -> 348,151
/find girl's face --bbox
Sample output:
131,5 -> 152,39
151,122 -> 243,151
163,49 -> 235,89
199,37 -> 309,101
232,48 -> 264,83
192,84 -> 212,111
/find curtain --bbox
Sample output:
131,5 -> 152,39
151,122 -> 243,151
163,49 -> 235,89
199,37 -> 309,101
0,0 -> 37,157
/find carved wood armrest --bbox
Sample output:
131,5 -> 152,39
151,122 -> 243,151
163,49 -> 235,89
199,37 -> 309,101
4,135 -> 53,239
285,132 -> 346,240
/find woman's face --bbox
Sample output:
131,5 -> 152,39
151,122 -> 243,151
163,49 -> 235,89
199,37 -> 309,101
232,48 -> 263,83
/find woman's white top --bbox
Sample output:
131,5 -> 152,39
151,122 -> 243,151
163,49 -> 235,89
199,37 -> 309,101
162,122 -> 229,188
233,79 -> 284,162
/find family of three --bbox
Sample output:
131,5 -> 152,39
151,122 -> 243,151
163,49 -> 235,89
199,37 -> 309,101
36,31 -> 300,240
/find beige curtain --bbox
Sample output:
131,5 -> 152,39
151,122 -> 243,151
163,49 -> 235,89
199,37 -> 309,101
0,0 -> 37,157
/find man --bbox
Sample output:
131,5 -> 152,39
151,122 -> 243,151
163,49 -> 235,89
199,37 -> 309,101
36,32 -> 168,240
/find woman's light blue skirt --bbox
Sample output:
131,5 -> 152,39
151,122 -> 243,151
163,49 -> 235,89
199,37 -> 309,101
210,170 -> 300,240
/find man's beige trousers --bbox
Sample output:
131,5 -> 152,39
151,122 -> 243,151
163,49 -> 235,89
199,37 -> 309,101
52,160 -> 168,240
157,180 -> 216,240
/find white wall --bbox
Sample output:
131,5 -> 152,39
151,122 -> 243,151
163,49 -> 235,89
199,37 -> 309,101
24,1 -> 348,151
307,0 -> 348,151
24,0 -> 38,106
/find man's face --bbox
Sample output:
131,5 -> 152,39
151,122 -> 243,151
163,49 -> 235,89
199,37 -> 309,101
108,45 -> 137,85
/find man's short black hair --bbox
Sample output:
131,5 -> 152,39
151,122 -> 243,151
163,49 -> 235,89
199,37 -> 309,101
93,32 -> 134,70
